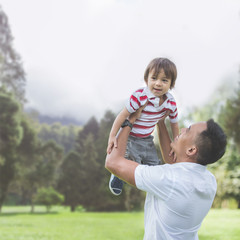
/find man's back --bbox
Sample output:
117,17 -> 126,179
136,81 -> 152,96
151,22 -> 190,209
135,162 -> 217,240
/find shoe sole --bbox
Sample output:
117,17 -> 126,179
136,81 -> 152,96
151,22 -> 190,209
109,175 -> 122,196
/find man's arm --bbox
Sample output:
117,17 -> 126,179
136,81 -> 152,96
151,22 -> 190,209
157,120 -> 175,164
105,120 -> 139,187
170,122 -> 179,140
105,105 -> 145,187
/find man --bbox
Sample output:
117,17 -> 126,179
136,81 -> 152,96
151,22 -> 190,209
105,109 -> 227,240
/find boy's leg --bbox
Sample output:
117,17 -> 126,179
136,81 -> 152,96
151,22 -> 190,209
129,135 -> 161,166
144,136 -> 162,166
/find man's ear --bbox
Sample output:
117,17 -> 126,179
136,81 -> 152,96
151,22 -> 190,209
186,145 -> 197,157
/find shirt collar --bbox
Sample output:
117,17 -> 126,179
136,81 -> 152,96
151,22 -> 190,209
144,87 -> 160,107
175,162 -> 207,171
144,87 -> 156,99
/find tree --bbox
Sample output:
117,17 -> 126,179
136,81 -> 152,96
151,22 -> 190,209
0,6 -> 25,102
37,123 -> 80,154
10,114 -> 40,205
218,78 -> 240,208
26,140 -> 63,212
220,81 -> 240,151
0,87 -> 22,211
78,133 -> 101,210
33,187 -> 64,212
183,80 -> 234,125
34,140 -> 63,187
225,148 -> 240,208
181,75 -> 240,208
75,116 -> 99,153
95,110 -> 127,211
57,151 -> 83,212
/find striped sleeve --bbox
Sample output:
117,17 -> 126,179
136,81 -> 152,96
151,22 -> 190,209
125,88 -> 146,113
167,96 -> 178,123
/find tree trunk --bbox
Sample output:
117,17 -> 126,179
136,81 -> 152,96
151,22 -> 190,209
31,203 -> 35,213
0,187 -> 8,213
71,205 -> 75,212
124,185 -> 132,212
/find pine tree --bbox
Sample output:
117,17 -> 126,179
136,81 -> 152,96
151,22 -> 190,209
58,151 -> 83,212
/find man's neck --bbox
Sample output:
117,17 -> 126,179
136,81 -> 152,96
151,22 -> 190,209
175,156 -> 197,164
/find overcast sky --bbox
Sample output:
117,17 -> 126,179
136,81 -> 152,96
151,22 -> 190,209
1,0 -> 240,122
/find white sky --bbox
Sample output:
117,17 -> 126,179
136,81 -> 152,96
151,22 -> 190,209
1,0 -> 240,122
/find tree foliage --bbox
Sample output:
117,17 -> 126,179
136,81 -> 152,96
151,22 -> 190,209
218,80 -> 240,207
185,77 -> 240,208
58,151 -> 83,212
33,187 -> 64,212
0,87 -> 22,211
37,122 -> 80,154
0,6 -> 25,102
220,81 -> 240,151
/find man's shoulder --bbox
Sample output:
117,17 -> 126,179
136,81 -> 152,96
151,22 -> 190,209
135,164 -> 174,180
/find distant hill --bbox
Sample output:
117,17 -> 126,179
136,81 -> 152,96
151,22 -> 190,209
24,108 -> 84,126
38,115 -> 84,126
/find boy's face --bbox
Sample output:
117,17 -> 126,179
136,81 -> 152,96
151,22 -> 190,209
146,68 -> 171,98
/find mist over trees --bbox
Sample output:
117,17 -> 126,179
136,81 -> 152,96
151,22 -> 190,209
0,5 -> 240,212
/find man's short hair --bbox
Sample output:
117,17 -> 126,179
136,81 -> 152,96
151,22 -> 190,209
196,119 -> 227,165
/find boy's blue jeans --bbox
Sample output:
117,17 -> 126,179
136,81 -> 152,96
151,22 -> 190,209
125,135 -> 161,166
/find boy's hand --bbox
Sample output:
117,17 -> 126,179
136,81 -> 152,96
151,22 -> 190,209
106,136 -> 118,154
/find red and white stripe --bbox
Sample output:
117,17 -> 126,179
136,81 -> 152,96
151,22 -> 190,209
126,87 -> 178,138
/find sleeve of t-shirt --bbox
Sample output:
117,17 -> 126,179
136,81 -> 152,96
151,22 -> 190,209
125,90 -> 141,113
168,95 -> 178,124
135,164 -> 174,201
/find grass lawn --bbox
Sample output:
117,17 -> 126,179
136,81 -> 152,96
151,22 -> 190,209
0,206 -> 239,240
199,209 -> 240,240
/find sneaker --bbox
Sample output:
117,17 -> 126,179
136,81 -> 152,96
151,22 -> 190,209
109,174 -> 123,196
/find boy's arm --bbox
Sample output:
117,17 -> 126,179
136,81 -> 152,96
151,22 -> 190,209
157,120 -> 175,164
107,107 -> 130,153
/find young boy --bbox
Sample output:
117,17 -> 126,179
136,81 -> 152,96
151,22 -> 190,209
107,57 -> 179,195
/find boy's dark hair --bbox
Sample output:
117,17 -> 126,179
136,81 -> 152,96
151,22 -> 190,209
196,119 -> 227,165
144,58 -> 177,89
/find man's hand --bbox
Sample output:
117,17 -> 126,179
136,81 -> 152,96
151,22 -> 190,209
129,101 -> 148,124
169,149 -> 177,163
159,110 -> 171,122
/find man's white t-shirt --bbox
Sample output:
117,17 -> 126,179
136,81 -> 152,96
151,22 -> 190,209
135,162 -> 217,240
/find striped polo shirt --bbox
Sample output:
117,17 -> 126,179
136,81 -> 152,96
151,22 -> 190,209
125,87 -> 178,138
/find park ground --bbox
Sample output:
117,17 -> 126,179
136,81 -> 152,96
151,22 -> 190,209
0,206 -> 239,240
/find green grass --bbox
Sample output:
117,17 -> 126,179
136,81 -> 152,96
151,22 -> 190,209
199,209 -> 240,240
0,206 -> 239,240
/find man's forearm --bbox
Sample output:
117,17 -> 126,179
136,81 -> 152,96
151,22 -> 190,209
105,107 -> 146,186
105,122 -> 139,187
157,121 -> 174,164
